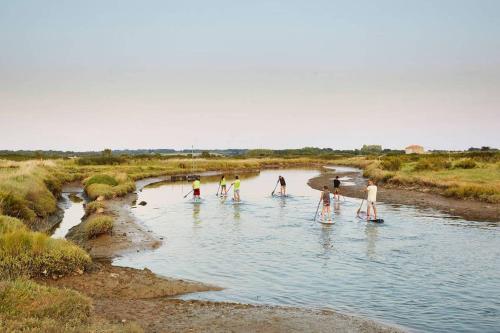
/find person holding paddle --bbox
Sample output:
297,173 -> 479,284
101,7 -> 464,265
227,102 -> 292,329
279,176 -> 286,196
364,179 -> 378,221
320,185 -> 332,222
219,175 -> 227,196
192,176 -> 201,200
232,176 -> 241,202
333,176 -> 341,200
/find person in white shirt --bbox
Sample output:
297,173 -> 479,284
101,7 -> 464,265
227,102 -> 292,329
365,179 -> 378,220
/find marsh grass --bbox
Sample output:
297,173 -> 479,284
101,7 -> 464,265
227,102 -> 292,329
84,201 -> 105,216
0,216 -> 91,279
0,278 -> 91,331
330,155 -> 500,203
84,215 -> 113,239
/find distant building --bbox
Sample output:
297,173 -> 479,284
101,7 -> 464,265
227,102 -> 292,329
405,145 -> 425,154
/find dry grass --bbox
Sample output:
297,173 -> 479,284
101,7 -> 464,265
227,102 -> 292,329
0,278 -> 92,331
0,215 -> 91,279
330,155 -> 500,203
84,215 -> 114,239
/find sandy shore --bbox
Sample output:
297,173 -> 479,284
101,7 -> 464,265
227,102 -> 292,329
308,167 -> 499,223
54,173 -> 406,332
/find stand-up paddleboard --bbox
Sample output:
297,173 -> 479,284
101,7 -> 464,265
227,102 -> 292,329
317,219 -> 335,225
188,198 -> 204,204
315,213 -> 335,225
357,212 -> 384,223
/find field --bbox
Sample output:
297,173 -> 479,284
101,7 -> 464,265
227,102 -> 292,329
330,153 -> 500,203
0,152 -> 498,331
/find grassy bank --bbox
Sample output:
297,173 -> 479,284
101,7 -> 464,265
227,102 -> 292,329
330,153 -> 500,203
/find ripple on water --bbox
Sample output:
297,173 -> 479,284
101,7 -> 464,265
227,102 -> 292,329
113,169 -> 500,333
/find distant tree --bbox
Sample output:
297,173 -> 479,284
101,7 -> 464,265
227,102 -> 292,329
360,145 -> 382,154
201,151 -> 211,158
481,146 -> 491,151
102,149 -> 112,158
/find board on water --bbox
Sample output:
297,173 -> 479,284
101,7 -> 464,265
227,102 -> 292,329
188,198 -> 204,204
356,212 -> 384,223
317,219 -> 335,225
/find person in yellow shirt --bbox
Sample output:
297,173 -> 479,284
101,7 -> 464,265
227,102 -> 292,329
219,175 -> 227,196
232,176 -> 241,202
192,177 -> 201,199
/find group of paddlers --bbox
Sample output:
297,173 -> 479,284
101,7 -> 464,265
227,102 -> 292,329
318,176 -> 378,222
191,174 -> 378,221
191,175 -> 287,202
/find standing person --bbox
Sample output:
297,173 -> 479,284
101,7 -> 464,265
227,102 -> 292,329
365,179 -> 378,220
232,176 -> 241,202
319,185 -> 332,222
192,177 -> 201,200
219,175 -> 227,196
279,175 -> 287,196
333,176 -> 341,200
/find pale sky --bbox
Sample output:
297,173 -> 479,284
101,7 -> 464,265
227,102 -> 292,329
1,0 -> 499,151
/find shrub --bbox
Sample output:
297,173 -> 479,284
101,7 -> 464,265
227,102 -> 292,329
443,185 -> 498,203
380,157 -> 402,171
414,158 -> 452,171
0,215 -> 27,234
0,229 -> 91,279
0,279 -> 92,331
84,174 -> 118,187
84,215 -> 114,239
454,159 -> 477,169
86,183 -> 114,200
76,155 -> 124,165
0,191 -> 36,221
84,201 -> 105,216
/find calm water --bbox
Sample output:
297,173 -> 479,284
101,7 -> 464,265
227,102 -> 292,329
52,192 -> 85,238
113,169 -> 500,332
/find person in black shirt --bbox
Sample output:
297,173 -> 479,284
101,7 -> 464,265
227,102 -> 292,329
333,176 -> 341,200
278,175 -> 286,196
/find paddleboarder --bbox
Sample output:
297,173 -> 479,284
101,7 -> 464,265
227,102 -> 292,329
365,179 -> 378,221
279,175 -> 286,196
333,176 -> 341,200
232,176 -> 241,202
192,176 -> 201,200
320,185 -> 332,222
219,175 -> 227,196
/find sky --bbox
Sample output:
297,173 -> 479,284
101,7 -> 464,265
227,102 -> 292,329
0,0 -> 499,151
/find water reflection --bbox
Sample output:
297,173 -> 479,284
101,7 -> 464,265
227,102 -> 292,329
114,168 -> 500,333
365,224 -> 379,259
192,203 -> 201,224
233,203 -> 241,220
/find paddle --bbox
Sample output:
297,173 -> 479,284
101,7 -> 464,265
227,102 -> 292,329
216,183 -> 221,196
226,183 -> 234,194
313,197 -> 322,221
183,189 -> 193,198
271,180 -> 279,196
356,198 -> 365,216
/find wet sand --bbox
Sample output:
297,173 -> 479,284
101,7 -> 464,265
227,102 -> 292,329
308,168 -> 499,223
43,261 -> 403,333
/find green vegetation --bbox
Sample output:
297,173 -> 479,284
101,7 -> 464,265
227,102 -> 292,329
333,152 -> 500,203
0,215 -> 91,279
84,215 -> 114,239
0,279 -> 92,332
84,201 -> 105,216
0,279 -> 144,333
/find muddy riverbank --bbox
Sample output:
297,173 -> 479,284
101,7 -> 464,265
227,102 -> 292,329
43,262 -> 402,333
308,167 -> 499,223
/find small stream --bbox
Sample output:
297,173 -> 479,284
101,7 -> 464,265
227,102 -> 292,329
55,168 -> 500,332
51,192 -> 85,239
